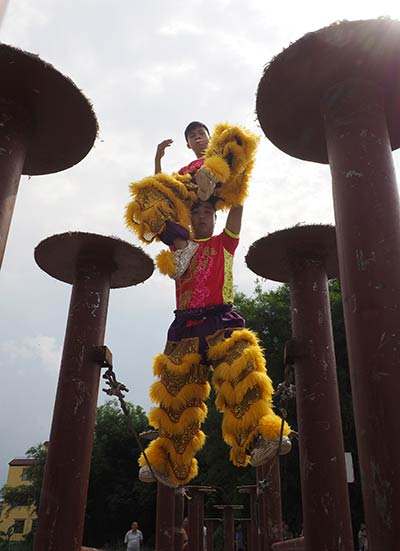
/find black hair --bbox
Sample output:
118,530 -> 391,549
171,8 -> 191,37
184,121 -> 210,143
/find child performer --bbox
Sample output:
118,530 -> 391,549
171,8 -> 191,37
127,121 -> 292,488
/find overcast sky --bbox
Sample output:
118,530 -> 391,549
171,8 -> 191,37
1,0 -> 400,486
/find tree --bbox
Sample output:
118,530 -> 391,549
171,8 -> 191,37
0,401 -> 156,549
83,400 -> 156,548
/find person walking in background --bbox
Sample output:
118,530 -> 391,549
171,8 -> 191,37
124,521 -> 143,551
358,523 -> 368,551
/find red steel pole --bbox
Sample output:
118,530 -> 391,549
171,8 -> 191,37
34,257 -> 111,550
215,505 -> 243,551
204,519 -> 220,551
174,488 -> 185,551
187,487 -> 215,551
257,460 -> 282,549
33,233 -> 153,551
238,486 -> 259,551
156,483 -> 175,551
0,100 -> 29,267
322,77 -> 400,551
187,489 -> 205,551
246,226 -> 354,551
290,257 -> 353,550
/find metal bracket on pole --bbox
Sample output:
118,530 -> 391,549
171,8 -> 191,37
92,345 -> 113,369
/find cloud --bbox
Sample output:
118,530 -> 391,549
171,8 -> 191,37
1,0 -> 400,487
0,336 -> 61,373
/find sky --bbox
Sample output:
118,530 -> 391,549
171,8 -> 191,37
1,0 -> 400,486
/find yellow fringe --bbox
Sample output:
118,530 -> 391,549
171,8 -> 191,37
125,173 -> 196,243
216,373 -> 274,407
203,123 -> 259,210
212,346 -> 266,386
258,413 -> 291,439
149,404 -> 207,433
156,249 -> 176,277
153,352 -> 201,377
149,381 -> 211,408
208,328 -> 259,361
230,446 -> 250,467
138,437 -> 202,486
203,155 -> 231,183
221,400 -> 272,431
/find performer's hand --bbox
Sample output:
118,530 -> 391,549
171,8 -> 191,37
195,168 -> 216,201
155,139 -> 173,160
155,139 -> 173,174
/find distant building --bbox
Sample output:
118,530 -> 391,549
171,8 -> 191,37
0,458 -> 37,542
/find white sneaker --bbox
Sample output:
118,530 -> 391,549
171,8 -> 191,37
250,436 -> 292,467
138,465 -> 178,488
139,465 -> 156,483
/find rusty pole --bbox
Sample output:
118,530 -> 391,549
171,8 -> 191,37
204,518 -> 221,551
255,20 -> 400,549
238,486 -> 259,551
156,483 -> 175,551
215,505 -> 243,551
0,44 -> 96,271
33,233 -> 153,551
257,460 -> 283,549
322,78 -> 400,549
187,487 -> 216,551
174,488 -> 185,551
246,226 -> 354,551
0,100 -> 29,267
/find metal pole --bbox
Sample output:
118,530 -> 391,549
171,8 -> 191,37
215,505 -> 243,551
257,460 -> 282,548
156,483 -> 175,551
188,489 -> 204,551
0,99 -> 29,268
223,507 -> 235,551
322,77 -> 400,550
174,488 -> 185,551
290,257 -> 353,551
33,232 -> 154,551
238,486 -> 259,551
204,519 -> 220,551
34,256 -> 111,551
246,226 -> 354,551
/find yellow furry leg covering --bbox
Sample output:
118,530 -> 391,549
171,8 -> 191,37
139,348 -> 210,486
209,328 -> 291,467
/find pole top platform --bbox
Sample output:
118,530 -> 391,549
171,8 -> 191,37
34,232 -> 154,288
0,43 -> 98,175
246,225 -> 338,282
256,18 -> 400,163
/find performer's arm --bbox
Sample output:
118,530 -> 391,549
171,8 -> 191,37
225,205 -> 243,235
154,139 -> 173,174
174,237 -> 189,250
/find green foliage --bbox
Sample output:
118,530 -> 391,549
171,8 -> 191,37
83,400 -> 156,548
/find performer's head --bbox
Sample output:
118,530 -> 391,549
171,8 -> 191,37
184,121 -> 210,158
191,199 -> 216,239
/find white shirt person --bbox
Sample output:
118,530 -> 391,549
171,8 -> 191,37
124,521 -> 143,551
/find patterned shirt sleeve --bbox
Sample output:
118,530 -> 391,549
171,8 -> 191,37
222,227 -> 240,254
